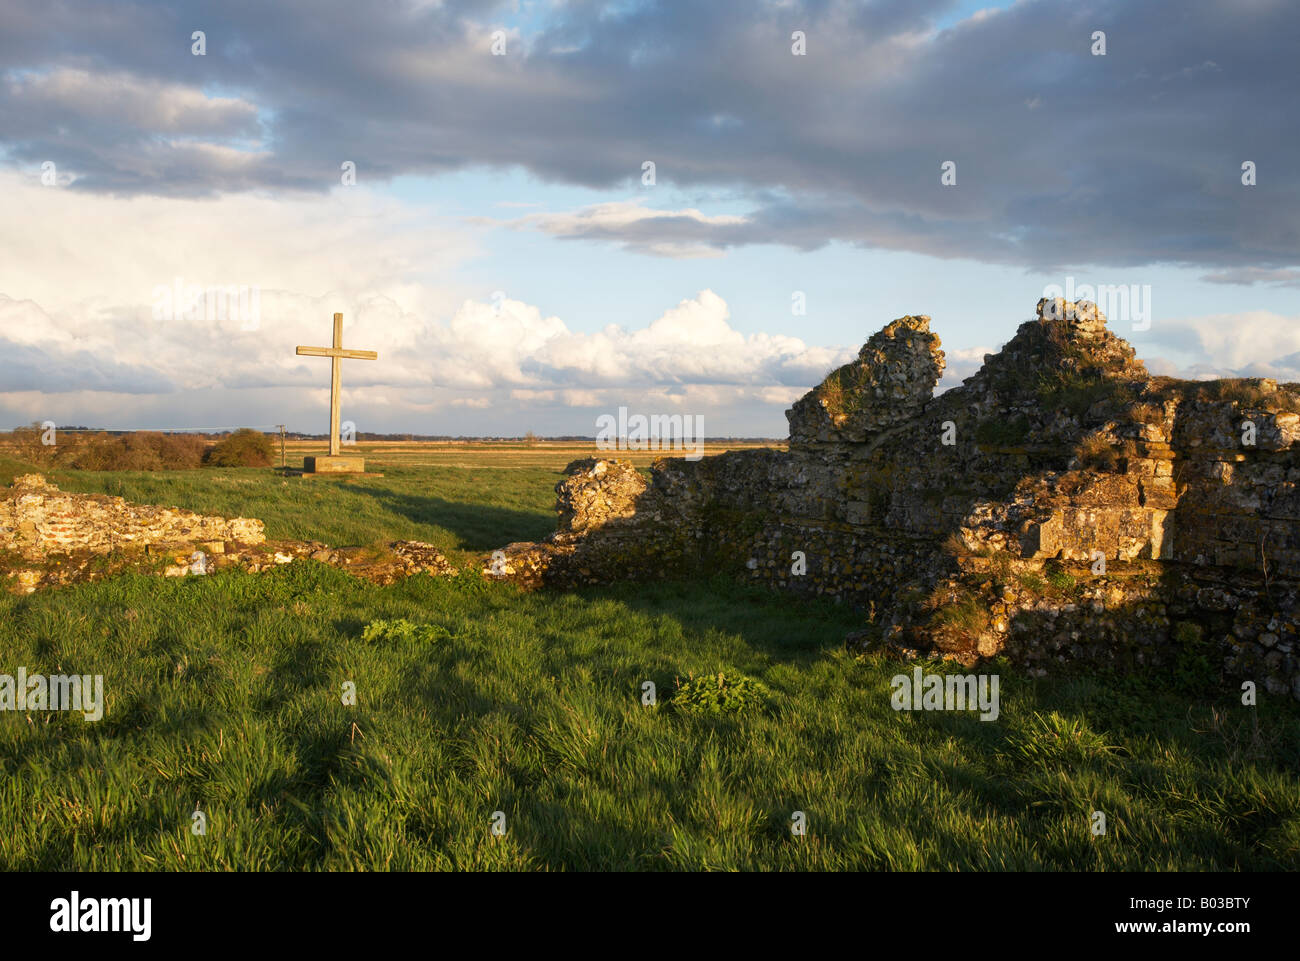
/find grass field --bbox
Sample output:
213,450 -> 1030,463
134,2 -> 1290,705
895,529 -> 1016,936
1,443 -> 1298,870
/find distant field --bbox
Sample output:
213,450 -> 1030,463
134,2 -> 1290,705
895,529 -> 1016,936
280,439 -> 785,471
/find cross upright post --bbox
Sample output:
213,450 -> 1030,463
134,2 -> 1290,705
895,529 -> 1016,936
295,312 -> 378,473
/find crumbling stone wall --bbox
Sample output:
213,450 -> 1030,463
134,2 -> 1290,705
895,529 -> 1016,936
785,314 -> 944,445
499,299 -> 1300,700
0,474 -> 454,593
0,474 -> 265,558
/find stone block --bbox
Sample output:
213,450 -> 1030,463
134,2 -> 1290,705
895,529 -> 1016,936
304,455 -> 367,474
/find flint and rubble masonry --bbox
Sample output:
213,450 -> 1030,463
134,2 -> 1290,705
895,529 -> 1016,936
492,299 -> 1300,701
0,473 -> 264,560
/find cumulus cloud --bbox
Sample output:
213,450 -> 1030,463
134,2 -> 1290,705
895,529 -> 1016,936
0,302 -> 175,394
514,288 -> 849,387
1200,268 -> 1300,288
1144,310 -> 1300,382
0,175 -> 848,434
2,284 -> 847,433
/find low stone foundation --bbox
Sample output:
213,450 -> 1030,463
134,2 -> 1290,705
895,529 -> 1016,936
1,474 -> 265,559
0,475 -> 454,593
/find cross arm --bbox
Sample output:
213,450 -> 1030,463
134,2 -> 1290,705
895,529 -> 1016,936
296,346 -> 379,360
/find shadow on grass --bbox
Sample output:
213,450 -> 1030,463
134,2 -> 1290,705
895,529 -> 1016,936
557,576 -> 863,669
347,485 -> 553,550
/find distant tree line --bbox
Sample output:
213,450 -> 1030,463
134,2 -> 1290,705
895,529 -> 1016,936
3,425 -> 273,470
348,433 -> 783,442
3,424 -> 783,473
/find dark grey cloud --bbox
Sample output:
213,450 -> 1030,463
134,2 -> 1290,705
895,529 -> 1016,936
1,0 -> 1295,270
0,339 -> 176,393
1201,267 -> 1300,287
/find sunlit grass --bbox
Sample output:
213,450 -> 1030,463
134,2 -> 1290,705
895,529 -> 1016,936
1,564 -> 1296,871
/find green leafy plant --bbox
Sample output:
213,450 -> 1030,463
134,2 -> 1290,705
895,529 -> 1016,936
1017,571 -> 1046,592
1046,568 -> 1078,593
361,618 -> 450,643
670,671 -> 770,717
1002,711 -> 1122,768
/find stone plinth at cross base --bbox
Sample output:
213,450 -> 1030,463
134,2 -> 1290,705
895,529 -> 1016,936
303,454 -> 368,474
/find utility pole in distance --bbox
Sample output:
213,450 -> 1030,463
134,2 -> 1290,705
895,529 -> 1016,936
277,424 -> 287,472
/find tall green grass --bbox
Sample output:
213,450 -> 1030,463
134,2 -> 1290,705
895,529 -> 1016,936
2,564 -> 1296,871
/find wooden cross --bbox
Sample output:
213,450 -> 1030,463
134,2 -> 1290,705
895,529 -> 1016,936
296,313 -> 378,456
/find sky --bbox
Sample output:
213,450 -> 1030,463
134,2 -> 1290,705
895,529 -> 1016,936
1,0 -> 1297,438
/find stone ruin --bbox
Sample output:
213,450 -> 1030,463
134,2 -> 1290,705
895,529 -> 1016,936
0,474 -> 452,591
494,299 -> 1300,701
3,298 -> 1297,700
